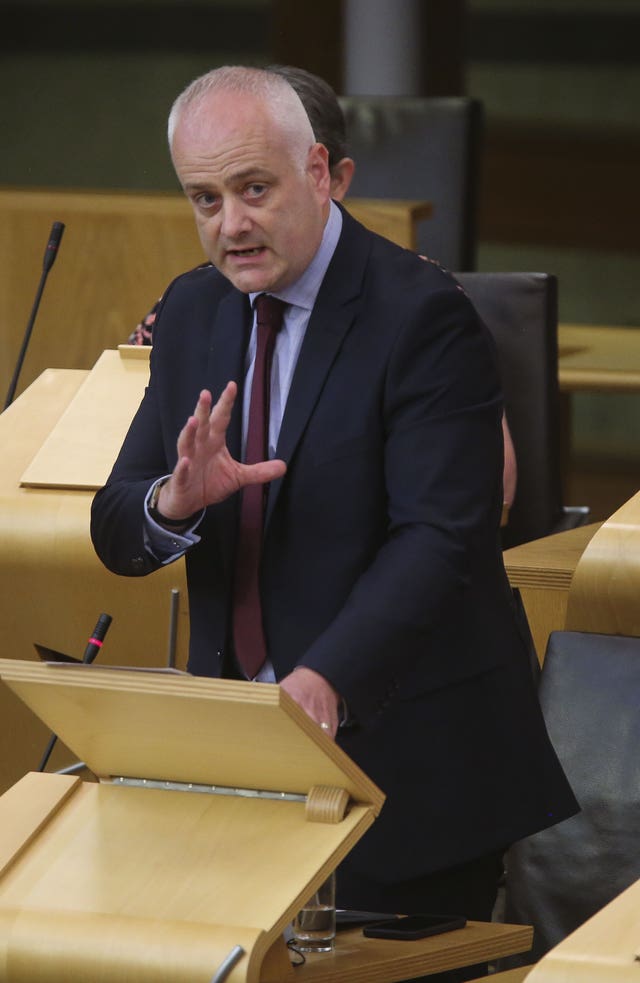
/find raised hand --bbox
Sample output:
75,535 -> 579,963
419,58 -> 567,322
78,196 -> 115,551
156,382 -> 286,521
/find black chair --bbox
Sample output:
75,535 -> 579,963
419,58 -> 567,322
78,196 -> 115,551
455,272 -> 589,549
339,96 -> 483,271
503,629 -> 640,964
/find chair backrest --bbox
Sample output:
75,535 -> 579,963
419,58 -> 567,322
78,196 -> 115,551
338,96 -> 484,271
455,272 -> 564,549
504,629 -> 640,962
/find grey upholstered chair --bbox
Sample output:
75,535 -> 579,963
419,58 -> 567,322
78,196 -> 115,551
455,272 -> 589,549
503,629 -> 640,964
339,96 -> 484,271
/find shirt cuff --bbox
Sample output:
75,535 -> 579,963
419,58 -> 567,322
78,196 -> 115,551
143,477 -> 204,564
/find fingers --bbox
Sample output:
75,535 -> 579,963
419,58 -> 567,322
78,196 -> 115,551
177,384 -> 237,459
207,381 -> 237,431
280,668 -> 340,738
170,382 -> 286,511
240,458 -> 287,487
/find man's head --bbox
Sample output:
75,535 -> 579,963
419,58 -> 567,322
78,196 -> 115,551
267,65 -> 354,201
169,66 -> 331,295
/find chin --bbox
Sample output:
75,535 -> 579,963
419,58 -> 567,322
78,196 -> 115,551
228,270 -> 282,295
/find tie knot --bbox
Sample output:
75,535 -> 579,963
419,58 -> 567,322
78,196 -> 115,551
255,293 -> 286,334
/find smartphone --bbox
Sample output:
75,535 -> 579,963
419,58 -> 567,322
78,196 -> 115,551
363,913 -> 467,940
335,910 -> 399,931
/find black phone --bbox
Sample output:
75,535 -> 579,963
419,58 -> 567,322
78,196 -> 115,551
335,910 -> 399,931
363,913 -> 467,940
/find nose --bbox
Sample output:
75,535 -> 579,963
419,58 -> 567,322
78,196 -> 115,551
219,197 -> 252,239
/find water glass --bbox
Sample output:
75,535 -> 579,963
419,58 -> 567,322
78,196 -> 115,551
292,871 -> 336,952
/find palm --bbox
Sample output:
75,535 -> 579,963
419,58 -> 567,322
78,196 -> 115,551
160,383 -> 286,518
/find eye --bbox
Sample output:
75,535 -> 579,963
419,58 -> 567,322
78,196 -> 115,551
244,183 -> 268,201
193,191 -> 220,213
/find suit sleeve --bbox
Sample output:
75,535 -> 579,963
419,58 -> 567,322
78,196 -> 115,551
90,346 -> 174,577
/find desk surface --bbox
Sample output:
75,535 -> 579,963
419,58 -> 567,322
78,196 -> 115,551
558,323 -> 640,393
294,920 -> 532,983
503,522 -> 601,592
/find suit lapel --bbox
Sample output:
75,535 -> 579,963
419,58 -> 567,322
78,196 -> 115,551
205,287 -> 252,460
265,209 -> 372,525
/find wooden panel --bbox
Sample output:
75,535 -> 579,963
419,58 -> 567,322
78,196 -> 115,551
0,772 -> 79,878
271,0 -> 343,92
0,187 -> 430,404
479,121 -> 640,252
0,660 -> 384,809
345,198 -> 432,251
558,323 -> 640,394
527,875 -> 640,983
0,187 -> 205,403
294,922 -> 533,983
566,488 -> 640,637
0,368 -> 190,795
503,523 -> 601,663
20,349 -> 150,490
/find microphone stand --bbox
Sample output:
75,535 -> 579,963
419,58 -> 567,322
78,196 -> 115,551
3,220 -> 65,411
37,613 -> 112,772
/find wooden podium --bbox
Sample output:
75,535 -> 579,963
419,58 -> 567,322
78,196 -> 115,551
0,660 -> 533,983
0,659 -> 384,982
0,347 -> 191,792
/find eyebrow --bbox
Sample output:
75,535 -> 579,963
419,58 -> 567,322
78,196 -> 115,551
184,167 -> 274,194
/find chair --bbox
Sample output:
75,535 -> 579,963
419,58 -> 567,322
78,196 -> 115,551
338,96 -> 484,271
502,629 -> 640,963
455,272 -> 589,549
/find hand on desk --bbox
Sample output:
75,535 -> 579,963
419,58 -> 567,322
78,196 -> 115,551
157,383 -> 287,521
280,667 -> 341,738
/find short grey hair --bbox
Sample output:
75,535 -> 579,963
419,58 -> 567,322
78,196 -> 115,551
167,65 -> 316,168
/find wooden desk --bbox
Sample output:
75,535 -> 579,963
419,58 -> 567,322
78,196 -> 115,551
0,362 -> 189,793
295,921 -> 532,983
345,197 -> 432,252
566,487 -> 640,637
503,523 -> 601,663
558,323 -> 640,393
525,873 -> 640,983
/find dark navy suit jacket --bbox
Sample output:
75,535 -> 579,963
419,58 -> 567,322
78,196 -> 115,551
91,207 -> 577,881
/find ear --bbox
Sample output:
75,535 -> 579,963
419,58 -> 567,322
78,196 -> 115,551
307,142 -> 331,200
329,157 -> 355,202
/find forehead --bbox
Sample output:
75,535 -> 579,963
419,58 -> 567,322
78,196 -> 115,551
173,90 -> 298,177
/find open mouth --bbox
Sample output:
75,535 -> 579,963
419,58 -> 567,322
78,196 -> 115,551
228,246 -> 264,257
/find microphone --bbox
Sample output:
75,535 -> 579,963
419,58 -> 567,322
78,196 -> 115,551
42,221 -> 65,274
3,220 -> 66,411
81,612 -> 112,665
37,612 -> 112,772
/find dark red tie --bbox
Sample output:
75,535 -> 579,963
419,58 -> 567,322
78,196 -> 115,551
232,293 -> 286,679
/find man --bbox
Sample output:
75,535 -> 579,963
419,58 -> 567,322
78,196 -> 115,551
91,66 -> 577,929
126,65 -> 517,508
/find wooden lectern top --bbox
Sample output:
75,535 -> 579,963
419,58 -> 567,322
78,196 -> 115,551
0,660 -> 383,983
0,660 -> 383,805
